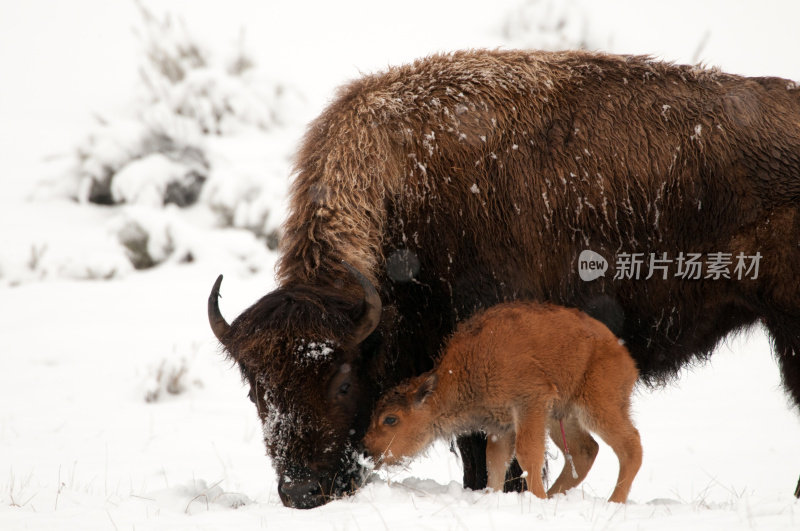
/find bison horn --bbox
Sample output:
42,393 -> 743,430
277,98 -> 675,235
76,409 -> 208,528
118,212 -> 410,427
208,274 -> 231,343
341,261 -> 382,345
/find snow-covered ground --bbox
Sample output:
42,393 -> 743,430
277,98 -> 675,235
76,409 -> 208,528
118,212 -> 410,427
2,1 -> 800,529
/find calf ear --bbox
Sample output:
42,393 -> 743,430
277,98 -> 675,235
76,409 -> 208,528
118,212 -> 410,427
414,373 -> 438,407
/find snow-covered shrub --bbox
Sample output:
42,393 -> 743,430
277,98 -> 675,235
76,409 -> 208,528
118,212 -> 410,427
110,203 -> 275,273
135,2 -> 288,136
112,206 -> 198,269
68,1 -> 216,208
111,152 -> 204,207
73,5 -> 296,207
147,67 -> 284,136
49,1 -> 302,272
116,214 -> 175,270
75,117 -> 208,207
201,137 -> 291,249
501,0 -> 608,51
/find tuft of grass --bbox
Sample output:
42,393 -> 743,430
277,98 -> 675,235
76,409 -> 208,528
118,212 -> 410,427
144,344 -> 204,402
5,469 -> 37,509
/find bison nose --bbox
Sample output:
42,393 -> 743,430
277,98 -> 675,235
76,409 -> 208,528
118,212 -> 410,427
278,474 -> 324,509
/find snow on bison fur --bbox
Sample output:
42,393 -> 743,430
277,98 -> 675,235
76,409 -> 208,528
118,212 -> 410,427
208,49 -> 800,508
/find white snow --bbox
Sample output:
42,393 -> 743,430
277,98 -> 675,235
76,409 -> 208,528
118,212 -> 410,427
296,340 -> 335,361
2,0 -> 800,529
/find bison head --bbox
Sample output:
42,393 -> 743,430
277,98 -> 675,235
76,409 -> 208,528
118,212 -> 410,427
207,263 -> 384,509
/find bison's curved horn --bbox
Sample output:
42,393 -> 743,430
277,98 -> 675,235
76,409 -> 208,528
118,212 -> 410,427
208,274 -> 231,343
342,261 -> 382,345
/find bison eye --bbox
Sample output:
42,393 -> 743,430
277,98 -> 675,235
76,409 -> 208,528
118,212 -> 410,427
338,382 -> 351,395
383,415 -> 398,426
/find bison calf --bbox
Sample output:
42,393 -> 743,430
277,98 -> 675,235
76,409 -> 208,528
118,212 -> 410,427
364,302 -> 642,503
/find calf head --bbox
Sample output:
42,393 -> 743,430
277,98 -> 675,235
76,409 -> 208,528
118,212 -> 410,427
364,372 -> 438,466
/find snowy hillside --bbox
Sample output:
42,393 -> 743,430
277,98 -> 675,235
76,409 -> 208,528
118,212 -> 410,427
2,1 -> 800,529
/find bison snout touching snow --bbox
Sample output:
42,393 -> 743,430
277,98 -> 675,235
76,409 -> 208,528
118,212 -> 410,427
364,302 -> 642,503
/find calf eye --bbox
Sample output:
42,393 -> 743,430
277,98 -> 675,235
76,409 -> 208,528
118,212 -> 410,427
338,382 -> 351,395
383,415 -> 398,426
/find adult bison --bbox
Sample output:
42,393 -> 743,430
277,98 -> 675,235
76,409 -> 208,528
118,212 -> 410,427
208,50 -> 800,508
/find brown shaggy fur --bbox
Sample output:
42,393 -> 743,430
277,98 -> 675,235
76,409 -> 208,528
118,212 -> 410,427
364,303 -> 641,503
215,49 -> 800,508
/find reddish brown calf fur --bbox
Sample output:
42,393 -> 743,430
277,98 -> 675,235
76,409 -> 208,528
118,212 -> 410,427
364,302 -> 642,503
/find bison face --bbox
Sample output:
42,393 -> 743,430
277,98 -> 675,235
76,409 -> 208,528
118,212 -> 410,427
247,346 -> 370,509
207,263 -> 383,509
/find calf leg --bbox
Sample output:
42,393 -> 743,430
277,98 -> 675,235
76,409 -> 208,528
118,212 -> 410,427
514,409 -> 549,498
486,431 -> 515,491
581,348 -> 642,503
591,409 -> 642,503
546,415 -> 599,497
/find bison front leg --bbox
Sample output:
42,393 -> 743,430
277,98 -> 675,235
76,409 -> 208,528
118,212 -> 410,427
457,433 -> 528,492
457,433 -> 488,490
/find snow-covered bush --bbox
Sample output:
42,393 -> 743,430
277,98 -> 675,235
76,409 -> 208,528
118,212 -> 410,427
134,2 -> 288,137
147,67 -> 284,136
75,116 -> 208,207
80,5 -> 296,208
47,1 -> 302,275
110,204 -> 275,273
114,208 -> 181,270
